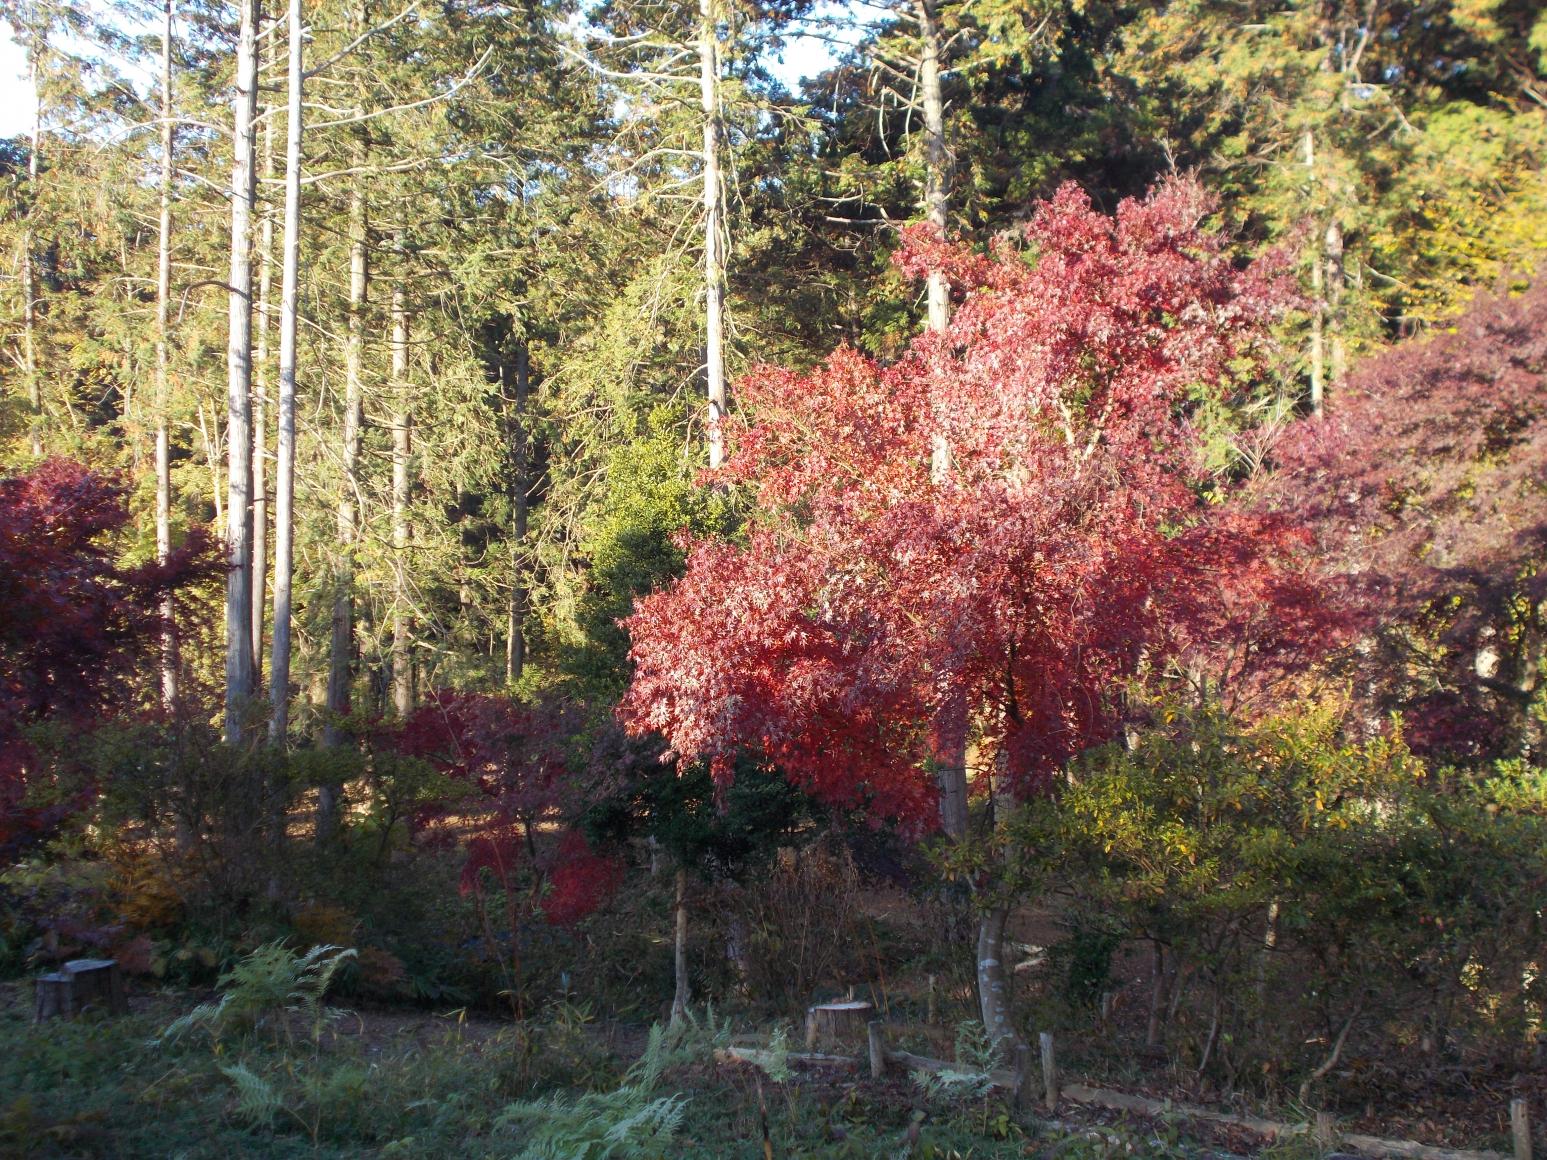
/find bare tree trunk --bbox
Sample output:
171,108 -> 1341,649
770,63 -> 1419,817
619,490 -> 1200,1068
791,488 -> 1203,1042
911,0 -> 969,841
671,867 -> 691,1027
155,0 -> 177,711
319,177 -> 367,840
223,0 -> 260,744
22,33 -> 42,458
698,0 -> 726,469
1304,129 -> 1325,418
930,701 -> 969,839
391,279 -> 413,716
917,0 -> 950,335
1146,941 -> 1168,1049
251,67 -> 276,694
976,906 -> 1018,1053
1325,217 -> 1345,386
505,344 -> 529,685
268,0 -> 303,745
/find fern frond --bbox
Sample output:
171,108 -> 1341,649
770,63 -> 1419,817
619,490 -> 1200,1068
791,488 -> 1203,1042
221,1062 -> 282,1128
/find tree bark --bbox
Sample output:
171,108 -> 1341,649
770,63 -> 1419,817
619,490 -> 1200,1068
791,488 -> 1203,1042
671,867 -> 691,1026
1304,128 -> 1324,418
319,175 -> 367,839
1325,217 -> 1346,385
155,0 -> 177,711
22,30 -> 42,458
268,0 -> 304,745
505,343 -> 529,685
699,0 -> 726,469
251,62 -> 276,693
223,0 -> 260,743
390,279 -> 413,716
976,905 -> 1019,1053
916,0 -> 951,335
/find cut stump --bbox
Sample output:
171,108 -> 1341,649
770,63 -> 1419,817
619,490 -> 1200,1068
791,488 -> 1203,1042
34,959 -> 128,1021
805,1000 -> 874,1050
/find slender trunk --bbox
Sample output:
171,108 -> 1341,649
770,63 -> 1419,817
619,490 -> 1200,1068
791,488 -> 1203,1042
23,36 -> 41,457
1303,125 -> 1325,417
223,0 -> 260,743
1145,941 -> 1167,1049
198,400 -> 223,527
268,0 -> 303,744
318,177 -> 366,839
916,0 -> 950,335
1324,217 -> 1345,386
251,69 -> 276,692
155,0 -> 177,711
698,0 -> 726,469
671,867 -> 691,1026
976,906 -> 1019,1052
931,697 -> 969,839
391,280 -> 413,716
505,344 -> 529,685
915,0 -> 968,839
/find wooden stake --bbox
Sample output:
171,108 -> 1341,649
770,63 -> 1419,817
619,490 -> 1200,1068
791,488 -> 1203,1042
927,974 -> 937,1024
805,1008 -> 818,1052
1315,1110 -> 1337,1148
1512,1098 -> 1532,1160
1039,1031 -> 1058,1111
868,1020 -> 886,1080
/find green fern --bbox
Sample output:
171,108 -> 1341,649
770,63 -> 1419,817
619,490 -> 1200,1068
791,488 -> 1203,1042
220,1063 -> 282,1129
911,1020 -> 1002,1102
760,1023 -> 793,1083
157,942 -> 357,1045
499,1016 -> 695,1159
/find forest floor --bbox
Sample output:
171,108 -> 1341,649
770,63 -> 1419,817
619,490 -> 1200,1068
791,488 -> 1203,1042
0,975 -> 1280,1159
0,968 -> 1531,1159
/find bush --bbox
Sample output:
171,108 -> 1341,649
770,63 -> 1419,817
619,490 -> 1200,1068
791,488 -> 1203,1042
1028,701 -> 1547,1098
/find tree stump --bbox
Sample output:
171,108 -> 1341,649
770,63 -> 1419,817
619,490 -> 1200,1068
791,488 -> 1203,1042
34,959 -> 128,1021
805,1000 -> 874,1050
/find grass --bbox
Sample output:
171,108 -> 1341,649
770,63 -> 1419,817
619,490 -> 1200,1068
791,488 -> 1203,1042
0,977 -> 1256,1160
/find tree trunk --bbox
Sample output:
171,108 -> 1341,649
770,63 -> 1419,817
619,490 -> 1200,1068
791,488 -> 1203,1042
671,867 -> 691,1026
914,0 -> 967,840
1304,129 -> 1325,418
1325,217 -> 1346,386
916,0 -> 951,336
23,33 -> 42,458
931,695 -> 969,839
977,905 -> 1020,1053
251,65 -> 275,694
699,0 -> 726,469
155,0 -> 177,712
223,0 -> 260,743
319,176 -> 367,840
1145,941 -> 1168,1049
505,344 -> 530,685
268,0 -> 303,745
391,279 -> 413,716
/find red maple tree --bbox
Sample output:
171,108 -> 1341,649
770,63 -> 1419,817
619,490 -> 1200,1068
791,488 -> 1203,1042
0,459 -> 216,855
620,178 -> 1319,827
1267,276 -> 1547,757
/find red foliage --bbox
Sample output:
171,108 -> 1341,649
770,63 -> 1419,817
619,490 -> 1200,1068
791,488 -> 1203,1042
398,689 -> 577,836
458,827 -> 523,897
622,179 -> 1329,826
0,459 -> 217,856
398,691 -> 619,925
542,831 -> 624,927
1265,277 -> 1547,757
